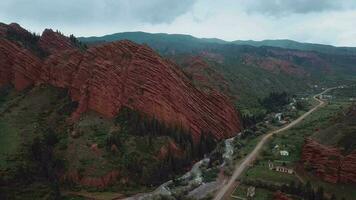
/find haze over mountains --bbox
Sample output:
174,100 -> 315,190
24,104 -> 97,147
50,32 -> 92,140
79,32 -> 356,55
80,31 -> 356,114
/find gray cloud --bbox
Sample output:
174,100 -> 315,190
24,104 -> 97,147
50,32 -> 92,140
244,0 -> 355,15
0,0 -> 356,46
0,0 -> 196,25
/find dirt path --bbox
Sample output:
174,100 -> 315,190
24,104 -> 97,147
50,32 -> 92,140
213,87 -> 339,200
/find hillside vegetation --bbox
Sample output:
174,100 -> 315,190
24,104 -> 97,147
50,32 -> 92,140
79,32 -> 356,115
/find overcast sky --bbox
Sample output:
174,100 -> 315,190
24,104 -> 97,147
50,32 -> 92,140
1,0 -> 356,46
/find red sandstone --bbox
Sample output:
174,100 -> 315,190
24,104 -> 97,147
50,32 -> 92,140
301,138 -> 356,184
0,23 -> 241,141
274,191 -> 292,200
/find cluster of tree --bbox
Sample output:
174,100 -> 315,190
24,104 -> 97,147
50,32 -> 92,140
241,112 -> 265,128
0,85 -> 12,105
260,91 -> 290,112
69,34 -> 88,51
6,27 -> 49,58
243,179 -> 344,200
295,100 -> 309,111
31,130 -> 63,199
110,107 -> 219,183
2,87 -> 74,199
113,106 -> 217,158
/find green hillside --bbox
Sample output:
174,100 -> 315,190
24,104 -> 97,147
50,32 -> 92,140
79,32 -> 356,55
0,85 -> 219,199
233,39 -> 356,55
79,32 -> 356,115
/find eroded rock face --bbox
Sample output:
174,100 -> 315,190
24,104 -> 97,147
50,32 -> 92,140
61,170 -> 120,188
39,29 -> 76,54
0,23 -> 241,141
301,138 -> 356,184
0,38 -> 42,89
243,54 -> 308,76
274,191 -> 292,200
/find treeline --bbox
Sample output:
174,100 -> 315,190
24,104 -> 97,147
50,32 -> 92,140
109,107 -> 218,184
241,112 -> 265,128
113,107 -> 217,158
69,34 -> 87,51
30,130 -> 63,199
260,91 -> 290,112
0,85 -> 12,105
6,27 -> 49,58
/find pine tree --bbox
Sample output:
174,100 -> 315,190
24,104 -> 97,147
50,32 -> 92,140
330,194 -> 337,200
316,186 -> 324,200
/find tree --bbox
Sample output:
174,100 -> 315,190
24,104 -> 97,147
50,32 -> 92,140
31,131 -> 62,200
260,91 -> 290,112
289,180 -> 296,194
330,194 -> 337,200
303,181 -> 313,200
316,186 -> 324,200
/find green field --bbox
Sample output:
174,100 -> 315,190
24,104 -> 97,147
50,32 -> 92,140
243,164 -> 299,185
235,87 -> 356,200
231,184 -> 273,200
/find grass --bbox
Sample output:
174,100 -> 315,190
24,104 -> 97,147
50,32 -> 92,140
0,86 -> 71,168
239,91 -> 356,199
231,184 -> 273,200
64,111 -> 171,178
0,121 -> 20,167
243,164 -> 298,185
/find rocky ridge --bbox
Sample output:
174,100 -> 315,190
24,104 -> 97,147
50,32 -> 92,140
301,138 -> 356,184
0,23 -> 241,141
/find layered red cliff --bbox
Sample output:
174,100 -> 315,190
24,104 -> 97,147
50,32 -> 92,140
274,191 -> 292,200
0,23 -> 241,141
301,138 -> 356,184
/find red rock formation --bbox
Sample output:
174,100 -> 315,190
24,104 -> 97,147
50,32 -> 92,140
301,138 -> 356,184
243,54 -> 308,76
274,191 -> 292,200
269,49 -> 332,73
39,29 -> 76,54
61,170 -> 120,188
0,23 -> 241,141
0,38 -> 42,89
172,55 -> 237,104
157,141 -> 184,160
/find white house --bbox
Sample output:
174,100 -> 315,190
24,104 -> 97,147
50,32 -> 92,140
247,186 -> 256,198
280,150 -> 289,156
275,166 -> 294,174
268,161 -> 294,174
275,113 -> 283,121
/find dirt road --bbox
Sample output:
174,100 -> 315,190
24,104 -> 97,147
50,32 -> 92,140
213,87 -> 339,200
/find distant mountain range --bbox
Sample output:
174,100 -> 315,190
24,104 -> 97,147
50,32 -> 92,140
79,31 -> 356,55
79,31 -> 356,114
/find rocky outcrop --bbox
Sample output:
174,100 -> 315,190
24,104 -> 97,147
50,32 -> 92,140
0,38 -> 42,90
274,191 -> 292,200
0,23 -> 241,141
243,54 -> 308,76
39,29 -> 76,54
61,170 -> 120,188
301,138 -> 356,184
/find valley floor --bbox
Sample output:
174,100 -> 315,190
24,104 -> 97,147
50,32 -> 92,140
222,85 -> 356,200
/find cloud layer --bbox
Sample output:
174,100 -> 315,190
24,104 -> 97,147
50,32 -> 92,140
0,0 -> 355,46
0,0 -> 196,24
244,0 -> 353,15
